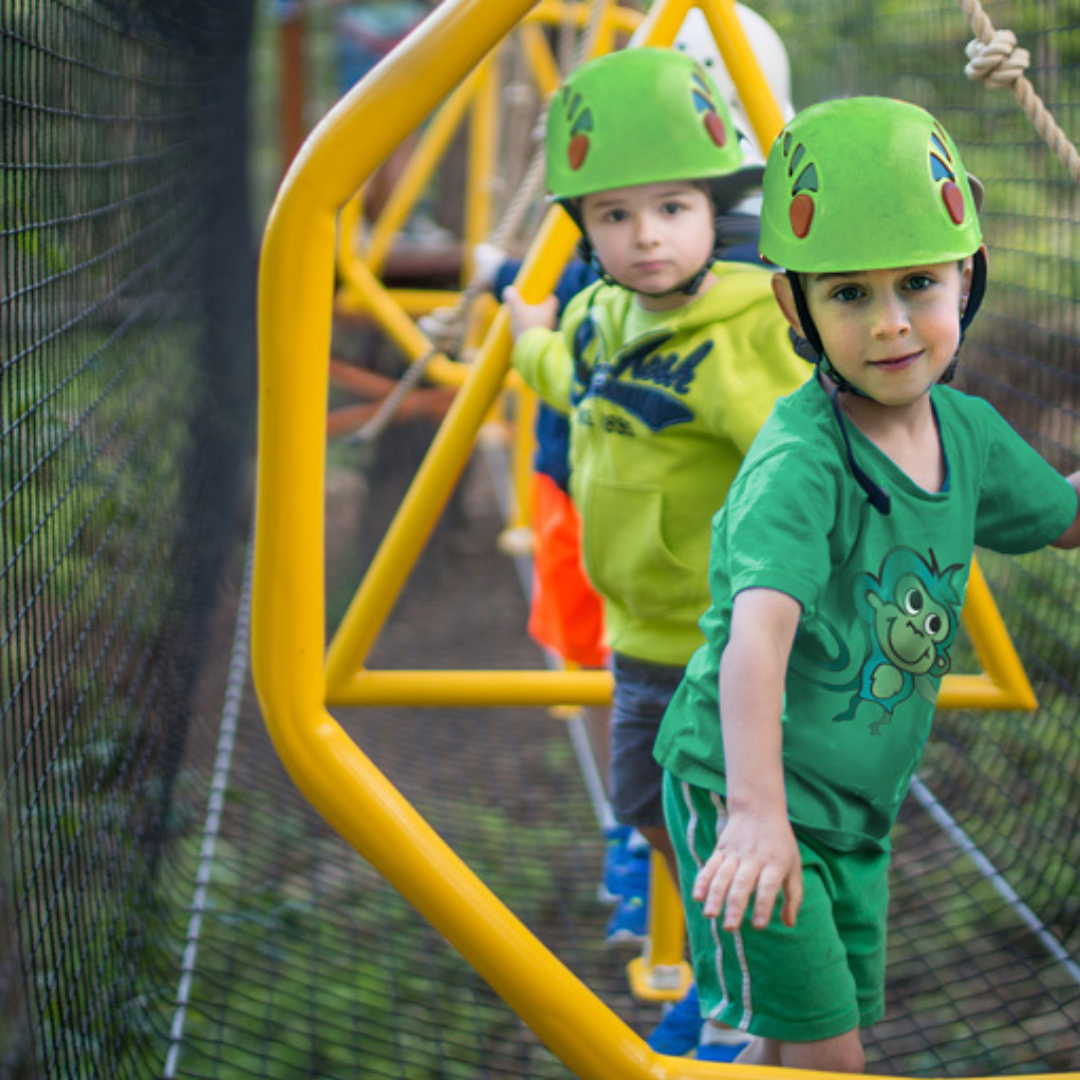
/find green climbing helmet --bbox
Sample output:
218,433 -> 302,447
545,46 -> 761,208
759,96 -> 984,273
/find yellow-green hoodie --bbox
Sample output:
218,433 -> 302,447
512,262 -> 808,665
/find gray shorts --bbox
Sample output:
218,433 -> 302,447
608,652 -> 685,828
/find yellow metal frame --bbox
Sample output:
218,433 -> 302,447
323,0 -> 1042,722
318,0 -> 793,711
320,0 -> 1036,716
254,0 -> 1048,1074
628,851 -> 694,1002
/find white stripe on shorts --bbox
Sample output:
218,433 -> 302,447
680,780 -> 754,1033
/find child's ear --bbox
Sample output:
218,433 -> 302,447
771,272 -> 805,336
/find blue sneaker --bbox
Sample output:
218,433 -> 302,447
598,826 -> 630,903
604,892 -> 647,945
647,984 -> 703,1055
601,829 -> 650,903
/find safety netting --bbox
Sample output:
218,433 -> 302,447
1,0 -> 256,1076
2,2 -> 1080,1078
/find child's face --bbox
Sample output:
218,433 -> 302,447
787,260 -> 972,408
580,181 -> 715,310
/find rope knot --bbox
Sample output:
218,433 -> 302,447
418,306 -> 466,353
965,29 -> 1031,88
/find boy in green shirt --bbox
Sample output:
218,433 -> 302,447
503,46 -> 806,976
655,96 -> 1080,1072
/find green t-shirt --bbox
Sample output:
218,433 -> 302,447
655,379 -> 1078,852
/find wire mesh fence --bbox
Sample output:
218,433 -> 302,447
2,1 -> 1080,1078
1,0 -> 256,1076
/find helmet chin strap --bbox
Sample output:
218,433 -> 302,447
786,271 -> 863,395
786,279 -> 890,512
939,247 -> 987,384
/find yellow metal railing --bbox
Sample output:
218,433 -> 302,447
320,0 -> 797,711
254,0 -> 1041,1075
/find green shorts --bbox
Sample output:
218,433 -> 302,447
663,771 -> 889,1043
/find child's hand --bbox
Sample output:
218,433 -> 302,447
692,811 -> 803,931
470,242 -> 507,291
502,286 -> 558,339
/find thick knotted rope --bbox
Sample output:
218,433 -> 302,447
960,0 -> 1080,185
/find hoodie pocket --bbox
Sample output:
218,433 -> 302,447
581,477 -> 706,620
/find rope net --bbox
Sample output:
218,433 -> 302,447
2,1 -> 1080,1077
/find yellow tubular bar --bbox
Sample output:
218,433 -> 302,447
260,10 -> 592,1080
337,191 -> 364,280
378,288 -> 463,316
520,20 -> 562,97
323,207 -> 580,694
507,383 -> 539,532
628,852 -> 693,1002
463,55 -> 497,277
326,667 -> 613,709
936,557 -> 1038,711
363,67 -> 481,276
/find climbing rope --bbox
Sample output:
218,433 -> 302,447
349,340 -> 444,444
355,2 -> 612,444
960,0 -> 1080,186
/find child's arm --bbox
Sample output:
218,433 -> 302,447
504,286 -> 578,412
693,586 -> 804,932
1051,471 -> 1080,549
502,285 -> 559,341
